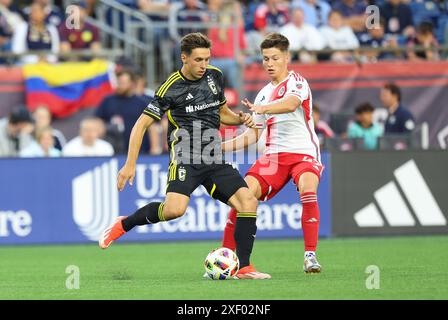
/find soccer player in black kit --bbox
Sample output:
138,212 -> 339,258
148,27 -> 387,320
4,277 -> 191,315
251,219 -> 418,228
99,33 -> 271,279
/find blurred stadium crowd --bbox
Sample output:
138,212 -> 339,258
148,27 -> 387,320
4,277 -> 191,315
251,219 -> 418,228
0,0 -> 446,158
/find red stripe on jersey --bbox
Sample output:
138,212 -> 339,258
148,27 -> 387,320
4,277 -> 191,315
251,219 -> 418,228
301,88 -> 312,121
265,117 -> 275,148
269,77 -> 289,102
292,71 -> 299,82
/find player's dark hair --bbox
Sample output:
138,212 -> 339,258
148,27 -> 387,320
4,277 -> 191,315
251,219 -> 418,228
180,33 -> 212,55
260,33 -> 289,52
355,102 -> 375,114
384,82 -> 401,102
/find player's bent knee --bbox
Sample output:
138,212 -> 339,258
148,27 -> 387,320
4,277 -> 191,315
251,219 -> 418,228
163,204 -> 186,220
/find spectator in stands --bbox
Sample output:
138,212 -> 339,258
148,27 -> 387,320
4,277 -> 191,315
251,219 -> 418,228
407,21 -> 440,61
138,0 -> 171,42
0,0 -> 24,29
134,71 -> 154,103
313,104 -> 334,148
0,0 -> 23,56
20,126 -> 61,157
358,17 -> 400,61
208,0 -> 247,89
0,12 -> 12,54
331,0 -> 367,33
347,102 -> 383,150
169,0 -> 208,68
0,107 -> 34,157
319,10 -> 360,62
84,0 -> 98,18
171,0 -> 208,37
246,0 -> 289,57
62,117 -> 114,157
95,70 -> 155,155
21,0 -> 64,27
380,82 -> 415,134
59,2 -> 101,55
138,0 -> 171,16
12,2 -> 60,64
253,0 -> 289,32
381,0 -> 415,40
290,0 -> 331,28
280,7 -> 325,62
32,105 -> 66,151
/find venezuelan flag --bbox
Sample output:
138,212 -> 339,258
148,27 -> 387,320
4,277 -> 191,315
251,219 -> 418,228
23,59 -> 114,118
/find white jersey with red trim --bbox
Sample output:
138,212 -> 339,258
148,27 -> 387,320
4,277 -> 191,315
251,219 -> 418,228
253,70 -> 321,162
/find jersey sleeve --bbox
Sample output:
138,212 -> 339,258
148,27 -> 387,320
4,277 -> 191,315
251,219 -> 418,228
216,70 -> 227,106
285,76 -> 309,102
142,94 -> 170,121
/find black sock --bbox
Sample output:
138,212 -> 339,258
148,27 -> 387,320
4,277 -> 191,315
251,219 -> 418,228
121,202 -> 165,232
234,212 -> 257,268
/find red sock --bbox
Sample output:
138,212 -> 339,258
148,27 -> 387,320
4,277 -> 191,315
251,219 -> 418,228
300,192 -> 320,252
222,208 -> 237,251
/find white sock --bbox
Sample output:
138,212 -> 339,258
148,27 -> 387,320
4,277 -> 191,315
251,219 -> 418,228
304,251 -> 316,258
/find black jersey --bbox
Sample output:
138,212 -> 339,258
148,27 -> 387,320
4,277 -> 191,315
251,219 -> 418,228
143,66 -> 227,164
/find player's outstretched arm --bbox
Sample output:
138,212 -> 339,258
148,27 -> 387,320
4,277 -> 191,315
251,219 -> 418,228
242,96 -> 301,114
221,127 -> 262,152
117,114 -> 155,191
219,103 -> 255,127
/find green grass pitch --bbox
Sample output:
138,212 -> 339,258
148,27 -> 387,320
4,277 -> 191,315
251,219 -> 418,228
0,235 -> 447,299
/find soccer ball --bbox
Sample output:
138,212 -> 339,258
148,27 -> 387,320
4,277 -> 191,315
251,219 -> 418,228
204,247 -> 239,280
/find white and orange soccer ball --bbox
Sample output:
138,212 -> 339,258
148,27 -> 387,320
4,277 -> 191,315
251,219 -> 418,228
204,247 -> 239,280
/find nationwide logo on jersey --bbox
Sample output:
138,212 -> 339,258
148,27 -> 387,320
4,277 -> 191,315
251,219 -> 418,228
72,159 -> 119,241
353,159 -> 447,227
207,76 -> 218,95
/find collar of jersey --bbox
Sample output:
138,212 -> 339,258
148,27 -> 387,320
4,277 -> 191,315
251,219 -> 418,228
270,71 -> 291,88
179,69 -> 204,83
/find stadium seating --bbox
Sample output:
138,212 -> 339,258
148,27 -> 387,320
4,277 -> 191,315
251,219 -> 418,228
378,134 -> 411,150
323,137 -> 364,152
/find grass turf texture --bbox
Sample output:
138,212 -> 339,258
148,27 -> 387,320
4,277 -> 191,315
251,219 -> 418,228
0,235 -> 447,299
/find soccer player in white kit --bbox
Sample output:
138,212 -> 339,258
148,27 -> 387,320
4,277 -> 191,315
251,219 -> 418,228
221,33 -> 324,273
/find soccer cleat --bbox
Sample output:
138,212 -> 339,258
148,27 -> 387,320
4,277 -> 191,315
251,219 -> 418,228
303,252 -> 322,273
235,265 -> 271,280
99,216 -> 127,249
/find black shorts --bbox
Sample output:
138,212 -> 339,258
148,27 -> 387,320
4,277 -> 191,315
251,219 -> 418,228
166,162 -> 248,204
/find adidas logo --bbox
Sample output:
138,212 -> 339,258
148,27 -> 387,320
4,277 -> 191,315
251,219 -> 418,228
185,93 -> 194,101
354,159 -> 447,227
